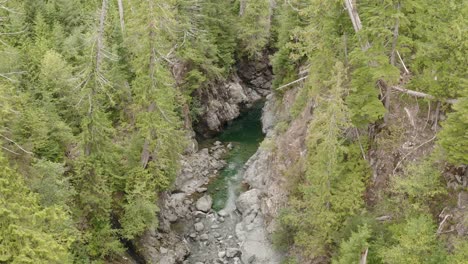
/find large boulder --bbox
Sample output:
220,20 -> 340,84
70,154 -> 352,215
236,189 -> 261,214
196,195 -> 213,212
226,248 -> 242,258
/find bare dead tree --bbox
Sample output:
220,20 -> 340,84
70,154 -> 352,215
239,0 -> 246,16
84,0 -> 108,156
344,0 -> 370,50
117,0 -> 125,33
385,2 -> 401,123
360,247 -> 368,264
391,86 -> 457,104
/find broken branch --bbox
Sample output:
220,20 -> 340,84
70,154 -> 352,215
0,134 -> 33,154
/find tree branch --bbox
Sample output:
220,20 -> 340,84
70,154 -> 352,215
117,0 -> 125,33
0,134 -> 33,154
1,146 -> 19,155
391,86 -> 458,104
393,135 -> 436,175
276,76 -> 308,90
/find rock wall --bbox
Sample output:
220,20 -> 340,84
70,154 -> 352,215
195,58 -> 272,138
235,87 -> 315,262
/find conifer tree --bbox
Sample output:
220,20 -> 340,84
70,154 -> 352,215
333,224 -> 371,264
0,152 -> 75,263
237,0 -> 271,57
438,98 -> 468,165
378,215 -> 447,264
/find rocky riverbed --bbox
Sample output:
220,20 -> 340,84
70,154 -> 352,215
135,102 -> 282,263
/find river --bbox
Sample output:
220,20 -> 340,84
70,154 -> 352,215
181,102 -> 266,263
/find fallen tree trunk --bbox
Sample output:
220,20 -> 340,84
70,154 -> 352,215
391,86 -> 458,104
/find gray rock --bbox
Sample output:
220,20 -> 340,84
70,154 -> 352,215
261,94 -> 276,135
166,212 -> 178,222
211,224 -> 219,229
458,191 -> 468,208
160,247 -> 168,254
218,251 -> 226,258
196,195 -> 213,212
199,234 -> 209,241
236,189 -> 261,214
193,211 -> 206,217
194,222 -> 204,232
226,248 -> 241,258
218,209 -> 228,217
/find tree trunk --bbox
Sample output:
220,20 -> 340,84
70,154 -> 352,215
344,0 -> 370,50
239,0 -> 246,16
392,86 -> 457,104
85,0 -> 108,156
390,2 -> 400,66
95,0 -> 108,72
117,0 -> 125,33
360,248 -> 368,264
385,2 -> 400,124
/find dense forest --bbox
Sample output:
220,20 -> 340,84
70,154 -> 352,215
0,0 -> 466,263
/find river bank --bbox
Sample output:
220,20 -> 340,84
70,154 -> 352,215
134,99 -> 282,263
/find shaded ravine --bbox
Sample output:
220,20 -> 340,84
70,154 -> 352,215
204,102 -> 265,212
177,102 -> 266,263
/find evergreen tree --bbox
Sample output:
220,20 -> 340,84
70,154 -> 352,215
438,98 -> 468,165
333,224 -> 371,264
0,152 -> 75,263
237,0 -> 271,57
378,215 -> 447,264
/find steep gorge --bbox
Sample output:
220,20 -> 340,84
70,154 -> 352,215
129,56 -> 281,264
1,1 -> 466,264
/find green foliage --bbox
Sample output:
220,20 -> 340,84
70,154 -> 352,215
347,49 -> 398,127
237,0 -> 271,57
447,239 -> 468,264
438,98 -> 468,165
28,159 -> 75,207
0,153 -> 76,263
176,0 -> 237,91
403,1 -> 467,99
333,224 -> 371,264
1,0 -> 466,262
391,160 -> 446,211
378,215 -> 447,264
279,62 -> 370,258
120,198 -> 159,240
270,0 -> 308,89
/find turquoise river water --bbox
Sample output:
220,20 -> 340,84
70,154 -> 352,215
202,102 -> 265,211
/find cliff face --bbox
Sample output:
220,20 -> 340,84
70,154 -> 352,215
240,86 -> 313,234
133,58 -> 274,264
194,57 -> 272,138
241,84 -> 467,262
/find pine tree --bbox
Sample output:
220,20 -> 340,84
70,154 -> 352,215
378,215 -> 447,264
120,0 -> 186,239
237,0 -> 271,57
0,152 -> 76,263
333,224 -> 371,264
285,62 -> 369,258
438,98 -> 468,165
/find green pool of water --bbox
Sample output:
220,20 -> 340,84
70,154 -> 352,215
205,102 -> 265,211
